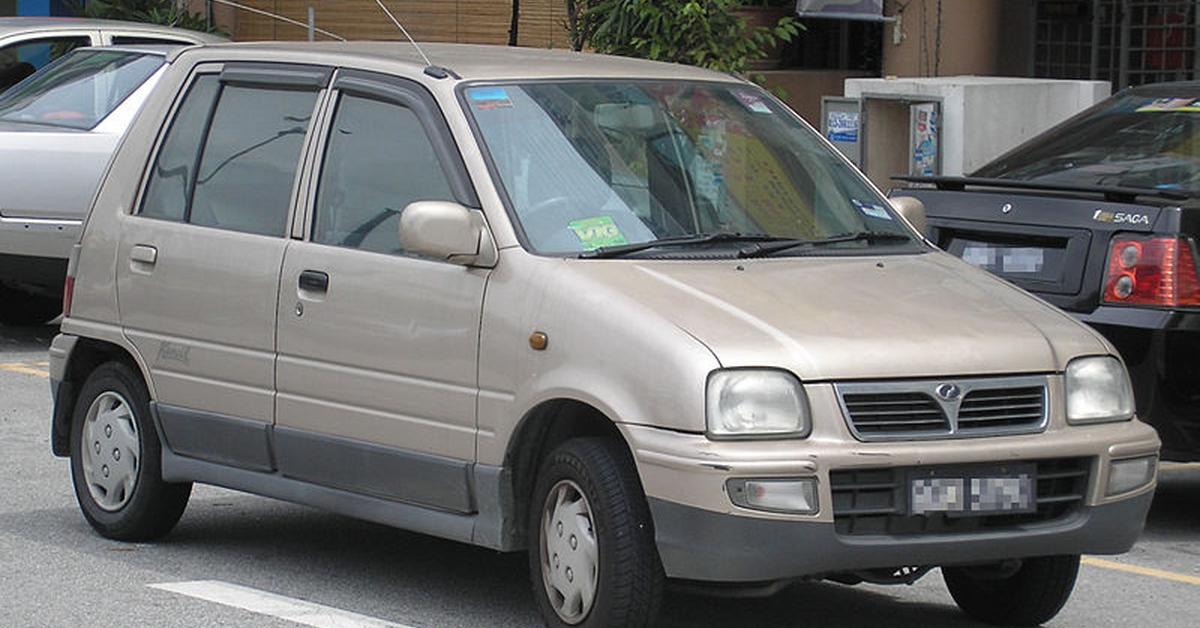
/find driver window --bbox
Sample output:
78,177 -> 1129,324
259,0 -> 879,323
313,93 -> 455,255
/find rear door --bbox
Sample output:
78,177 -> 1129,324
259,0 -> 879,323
117,62 -> 329,470
273,70 -> 486,513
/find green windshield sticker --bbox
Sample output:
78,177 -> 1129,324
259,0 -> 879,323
1137,98 -> 1200,112
569,216 -> 628,250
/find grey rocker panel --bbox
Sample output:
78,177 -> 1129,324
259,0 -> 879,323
151,403 -> 477,516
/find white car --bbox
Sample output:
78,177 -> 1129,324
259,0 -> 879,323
0,45 -> 179,325
0,17 -> 223,93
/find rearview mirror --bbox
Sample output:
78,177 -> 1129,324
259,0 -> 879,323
890,196 -> 927,236
399,201 -> 496,267
594,103 -> 656,132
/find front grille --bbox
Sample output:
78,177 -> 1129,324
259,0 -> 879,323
836,376 -> 1049,441
957,386 -> 1046,432
830,458 -> 1091,536
841,392 -> 949,436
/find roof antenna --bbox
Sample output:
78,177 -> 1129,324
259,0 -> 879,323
374,0 -> 457,78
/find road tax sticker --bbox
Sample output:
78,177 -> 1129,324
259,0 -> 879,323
569,216 -> 628,250
468,87 -> 513,110
1136,97 -> 1200,112
851,198 -> 893,220
733,89 -> 773,114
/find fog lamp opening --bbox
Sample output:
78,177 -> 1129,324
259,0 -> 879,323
1106,456 -> 1157,496
727,478 -> 819,515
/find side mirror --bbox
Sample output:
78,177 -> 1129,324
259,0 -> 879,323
399,201 -> 496,267
890,196 -> 927,236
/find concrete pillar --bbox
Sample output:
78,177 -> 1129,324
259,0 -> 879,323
882,0 -> 1028,78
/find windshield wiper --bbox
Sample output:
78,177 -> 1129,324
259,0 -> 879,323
893,175 -> 1191,202
579,232 -> 789,259
737,231 -> 912,258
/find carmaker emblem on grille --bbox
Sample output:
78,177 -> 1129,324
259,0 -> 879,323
935,383 -> 962,401
1001,203 -> 1013,214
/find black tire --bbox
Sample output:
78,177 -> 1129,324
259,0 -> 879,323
528,437 -> 664,628
0,287 -> 60,326
69,361 -> 191,541
943,555 -> 1081,626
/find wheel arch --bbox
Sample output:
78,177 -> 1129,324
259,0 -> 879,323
499,397 -> 640,550
51,337 -> 146,457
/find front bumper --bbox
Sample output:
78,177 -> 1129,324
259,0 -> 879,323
1078,306 -> 1200,461
623,383 -> 1160,583
650,490 -> 1152,582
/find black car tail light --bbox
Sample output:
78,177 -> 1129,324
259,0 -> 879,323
1103,236 -> 1200,308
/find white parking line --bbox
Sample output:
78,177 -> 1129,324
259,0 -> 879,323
148,581 -> 415,628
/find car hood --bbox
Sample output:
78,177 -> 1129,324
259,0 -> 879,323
567,251 -> 1110,381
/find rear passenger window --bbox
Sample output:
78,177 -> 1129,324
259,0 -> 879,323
313,94 -> 455,255
191,85 -> 318,237
141,75 -> 220,221
0,37 -> 90,91
139,71 -> 320,237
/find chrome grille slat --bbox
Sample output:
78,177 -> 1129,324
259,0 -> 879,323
837,376 -> 1049,441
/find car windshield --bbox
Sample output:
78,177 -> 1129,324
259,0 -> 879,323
464,81 -> 919,256
974,92 -> 1200,197
0,49 -> 163,130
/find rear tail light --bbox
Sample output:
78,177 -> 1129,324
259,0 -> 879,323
62,275 -> 75,318
1103,236 -> 1200,307
62,243 -> 80,318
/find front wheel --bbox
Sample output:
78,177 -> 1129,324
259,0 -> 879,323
943,555 -> 1081,626
69,361 -> 191,541
528,438 -> 664,628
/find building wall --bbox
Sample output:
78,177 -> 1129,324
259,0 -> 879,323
881,0 -> 1035,78
223,0 -> 570,48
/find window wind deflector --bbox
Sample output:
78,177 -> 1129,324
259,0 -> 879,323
893,175 -> 1191,203
737,231 -> 912,258
578,233 -> 791,259
219,63 -> 332,90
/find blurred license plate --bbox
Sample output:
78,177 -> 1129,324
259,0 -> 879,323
909,465 -> 1036,516
961,244 -> 1045,274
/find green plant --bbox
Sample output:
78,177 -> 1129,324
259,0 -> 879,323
71,0 -> 217,33
567,0 -> 802,74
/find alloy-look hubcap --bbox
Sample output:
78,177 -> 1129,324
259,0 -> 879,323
540,479 -> 599,624
81,391 -> 140,511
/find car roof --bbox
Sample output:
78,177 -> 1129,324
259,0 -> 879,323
0,17 -> 224,42
181,41 -> 743,83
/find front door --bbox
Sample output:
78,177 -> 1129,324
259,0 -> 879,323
117,63 -> 329,470
274,70 -> 487,513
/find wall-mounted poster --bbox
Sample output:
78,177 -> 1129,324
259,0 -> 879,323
910,102 -> 939,176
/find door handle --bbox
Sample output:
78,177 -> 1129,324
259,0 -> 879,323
298,270 -> 329,293
130,244 -> 158,265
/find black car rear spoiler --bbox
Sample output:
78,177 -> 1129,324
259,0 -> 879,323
892,175 -> 1190,203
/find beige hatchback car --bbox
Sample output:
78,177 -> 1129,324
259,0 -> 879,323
51,42 -> 1160,627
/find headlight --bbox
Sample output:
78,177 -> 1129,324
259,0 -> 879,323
706,369 -> 810,439
1065,356 -> 1135,424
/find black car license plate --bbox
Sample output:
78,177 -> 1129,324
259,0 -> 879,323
908,464 -> 1036,516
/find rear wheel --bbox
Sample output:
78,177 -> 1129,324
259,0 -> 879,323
0,286 -> 60,326
69,361 -> 191,540
943,555 -> 1080,626
528,438 -> 664,628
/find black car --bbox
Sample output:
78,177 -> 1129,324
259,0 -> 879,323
892,81 -> 1200,462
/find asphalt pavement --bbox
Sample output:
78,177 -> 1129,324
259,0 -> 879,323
1,322 -> 1197,627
